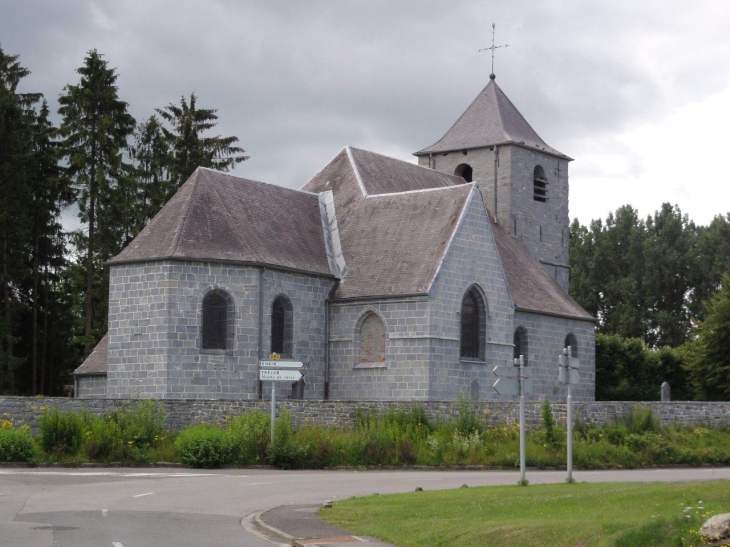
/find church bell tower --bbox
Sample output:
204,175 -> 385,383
414,73 -> 573,292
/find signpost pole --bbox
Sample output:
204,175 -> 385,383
566,347 -> 573,482
270,381 -> 276,445
518,355 -> 526,484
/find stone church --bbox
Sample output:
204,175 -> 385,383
74,74 -> 596,402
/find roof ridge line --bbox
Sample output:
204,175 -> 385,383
493,84 -> 545,147
367,181 -> 474,198
171,168 -> 200,258
207,172 -> 262,263
348,146 -> 466,183
425,185 -> 477,295
198,166 -> 320,196
345,146 -> 368,197
415,80 -> 492,155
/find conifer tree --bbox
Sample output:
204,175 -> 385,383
0,47 -> 41,392
156,93 -> 248,186
58,50 -> 135,357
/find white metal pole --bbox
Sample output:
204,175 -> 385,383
519,355 -> 526,483
567,379 -> 573,482
271,381 -> 276,445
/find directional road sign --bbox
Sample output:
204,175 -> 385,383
493,377 -> 519,396
492,364 -> 518,378
259,360 -> 304,369
259,369 -> 303,382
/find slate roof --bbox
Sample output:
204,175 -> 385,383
73,334 -> 108,375
490,215 -> 593,320
303,147 -> 475,299
349,147 -> 464,194
415,77 -> 570,159
110,168 -> 333,276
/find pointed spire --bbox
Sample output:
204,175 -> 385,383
415,79 -> 569,159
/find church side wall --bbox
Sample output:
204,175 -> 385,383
107,262 -> 174,398
509,147 -> 570,290
108,260 -> 331,400
76,375 -> 107,398
259,270 -> 333,400
428,192 -> 515,400
328,298 -> 431,401
513,310 -> 595,402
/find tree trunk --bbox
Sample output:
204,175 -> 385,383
40,264 -> 49,395
84,149 -> 97,358
31,228 -> 39,395
1,225 -> 14,393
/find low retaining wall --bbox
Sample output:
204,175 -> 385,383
2,397 -> 729,433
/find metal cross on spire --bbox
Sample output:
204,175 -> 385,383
479,23 -> 509,79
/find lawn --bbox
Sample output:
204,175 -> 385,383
321,480 -> 730,547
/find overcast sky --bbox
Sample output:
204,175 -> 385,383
3,0 -> 730,226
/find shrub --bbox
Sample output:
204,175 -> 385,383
625,406 -> 661,434
83,415 -> 121,460
456,397 -> 483,435
266,441 -> 302,469
114,400 -> 167,448
0,427 -> 35,462
541,399 -> 559,448
175,424 -> 233,468
39,407 -> 84,455
227,411 -> 270,464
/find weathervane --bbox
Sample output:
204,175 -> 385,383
479,23 -> 509,78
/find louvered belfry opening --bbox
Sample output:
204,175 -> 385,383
564,333 -> 578,357
271,295 -> 293,357
460,286 -> 486,360
454,163 -> 473,183
513,326 -> 528,365
533,165 -> 548,202
202,292 -> 228,350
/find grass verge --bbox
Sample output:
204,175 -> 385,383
321,480 -> 730,547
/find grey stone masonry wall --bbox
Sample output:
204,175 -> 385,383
509,147 -> 570,291
428,190 -> 515,400
328,297 -> 431,401
421,145 -> 571,292
106,262 -> 175,398
107,260 -> 332,400
514,310 -> 595,402
76,376 -> 107,398
2,396 -> 728,433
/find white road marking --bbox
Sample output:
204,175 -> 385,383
102,509 -> 108,517
133,492 -> 154,498
0,470 -> 244,478
112,542 -> 124,547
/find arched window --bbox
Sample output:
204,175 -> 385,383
454,163 -> 473,183
470,379 -> 480,401
460,285 -> 487,360
513,326 -> 528,365
564,333 -> 578,358
271,295 -> 293,357
533,165 -> 547,202
202,291 -> 233,350
360,313 -> 386,363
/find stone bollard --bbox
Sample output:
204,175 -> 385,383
660,381 -> 670,402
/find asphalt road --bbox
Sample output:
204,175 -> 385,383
1,467 -> 729,547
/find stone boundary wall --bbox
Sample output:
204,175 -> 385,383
1,396 -> 729,433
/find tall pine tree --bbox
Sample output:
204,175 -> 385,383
58,50 -> 135,357
156,93 -> 248,187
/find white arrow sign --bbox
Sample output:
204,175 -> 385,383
259,360 -> 304,369
259,369 -> 303,382
493,377 -> 519,396
493,365 -> 518,378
